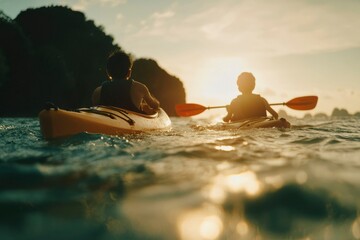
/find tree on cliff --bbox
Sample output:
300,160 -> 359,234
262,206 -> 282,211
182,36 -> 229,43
14,6 -> 119,110
1,6 -> 119,116
0,6 -> 186,116
0,11 -> 33,115
132,59 -> 185,116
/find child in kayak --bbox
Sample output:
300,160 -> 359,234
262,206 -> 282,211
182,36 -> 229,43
92,50 -> 160,114
223,72 -> 279,122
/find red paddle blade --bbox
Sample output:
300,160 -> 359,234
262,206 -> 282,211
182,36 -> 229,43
175,103 -> 207,117
286,96 -> 318,110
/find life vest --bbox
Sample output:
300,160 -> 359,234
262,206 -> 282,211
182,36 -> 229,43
230,94 -> 267,121
99,79 -> 140,112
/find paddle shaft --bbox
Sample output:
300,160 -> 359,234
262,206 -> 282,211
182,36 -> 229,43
206,102 -> 285,109
269,102 -> 285,106
206,105 -> 227,110
175,96 -> 318,117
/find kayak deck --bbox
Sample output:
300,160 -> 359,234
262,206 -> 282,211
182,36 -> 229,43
39,105 -> 172,139
225,117 -> 291,129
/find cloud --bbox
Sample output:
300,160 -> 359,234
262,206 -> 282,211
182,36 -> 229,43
99,0 -> 126,7
125,0 -> 360,57
70,0 -> 88,11
134,9 -> 176,37
151,10 -> 175,28
199,1 -> 360,56
116,13 -> 124,21
69,0 -> 126,11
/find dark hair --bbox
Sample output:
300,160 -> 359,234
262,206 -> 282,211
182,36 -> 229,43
237,72 -> 255,93
106,51 -> 132,79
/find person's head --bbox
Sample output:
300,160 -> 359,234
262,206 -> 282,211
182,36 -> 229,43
106,50 -> 132,80
237,72 -> 255,94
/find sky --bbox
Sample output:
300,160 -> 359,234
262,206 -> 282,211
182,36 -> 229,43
1,0 -> 360,117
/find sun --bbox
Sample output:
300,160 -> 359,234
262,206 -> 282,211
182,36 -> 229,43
186,56 -> 248,105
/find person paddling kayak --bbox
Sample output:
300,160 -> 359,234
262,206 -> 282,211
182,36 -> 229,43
92,50 -> 160,114
223,72 -> 279,122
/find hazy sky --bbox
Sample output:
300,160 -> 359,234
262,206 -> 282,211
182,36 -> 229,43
2,0 -> 360,116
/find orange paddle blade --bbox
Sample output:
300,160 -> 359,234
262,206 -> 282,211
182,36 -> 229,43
285,96 -> 318,110
175,103 -> 207,117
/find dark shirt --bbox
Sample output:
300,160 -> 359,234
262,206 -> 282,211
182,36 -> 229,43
100,78 -> 140,112
230,94 -> 267,121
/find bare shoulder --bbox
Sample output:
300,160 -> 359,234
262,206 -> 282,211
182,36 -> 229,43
230,97 -> 238,105
92,86 -> 102,105
261,97 -> 270,104
133,80 -> 149,92
93,86 -> 101,93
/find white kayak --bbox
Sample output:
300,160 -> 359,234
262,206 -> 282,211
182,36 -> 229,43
39,105 -> 172,139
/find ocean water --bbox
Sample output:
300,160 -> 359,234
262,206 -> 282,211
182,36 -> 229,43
0,116 -> 360,240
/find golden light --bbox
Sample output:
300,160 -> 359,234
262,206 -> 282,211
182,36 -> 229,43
207,185 -> 226,204
296,171 -> 308,184
199,215 -> 223,240
188,57 -> 246,105
352,217 -> 360,239
177,208 -> 224,240
225,171 -> 261,195
205,171 -> 261,202
215,145 -> 235,151
216,162 -> 232,171
264,175 -> 284,189
236,220 -> 249,236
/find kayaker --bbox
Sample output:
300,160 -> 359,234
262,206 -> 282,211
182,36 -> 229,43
223,72 -> 279,122
92,50 -> 160,114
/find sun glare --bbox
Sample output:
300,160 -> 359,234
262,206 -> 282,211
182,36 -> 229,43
188,57 -> 247,105
186,57 -> 292,115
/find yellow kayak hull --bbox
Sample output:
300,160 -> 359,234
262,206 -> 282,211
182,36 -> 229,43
39,106 -> 171,139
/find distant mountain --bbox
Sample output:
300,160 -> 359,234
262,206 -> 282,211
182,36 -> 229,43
313,112 -> 328,119
277,108 -> 359,120
331,108 -> 351,117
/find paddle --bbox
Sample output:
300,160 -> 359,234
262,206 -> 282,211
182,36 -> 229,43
175,96 -> 318,117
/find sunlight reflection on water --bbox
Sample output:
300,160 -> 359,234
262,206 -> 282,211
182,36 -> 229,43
1,117 -> 360,240
225,172 -> 261,195
214,145 -> 235,151
352,217 -> 360,239
178,205 -> 223,240
222,171 -> 261,196
176,168 -> 262,239
203,170 -> 261,207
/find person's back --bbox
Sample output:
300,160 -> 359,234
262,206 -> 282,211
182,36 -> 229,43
99,78 -> 139,112
92,51 -> 160,114
223,72 -> 278,122
230,94 -> 266,121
